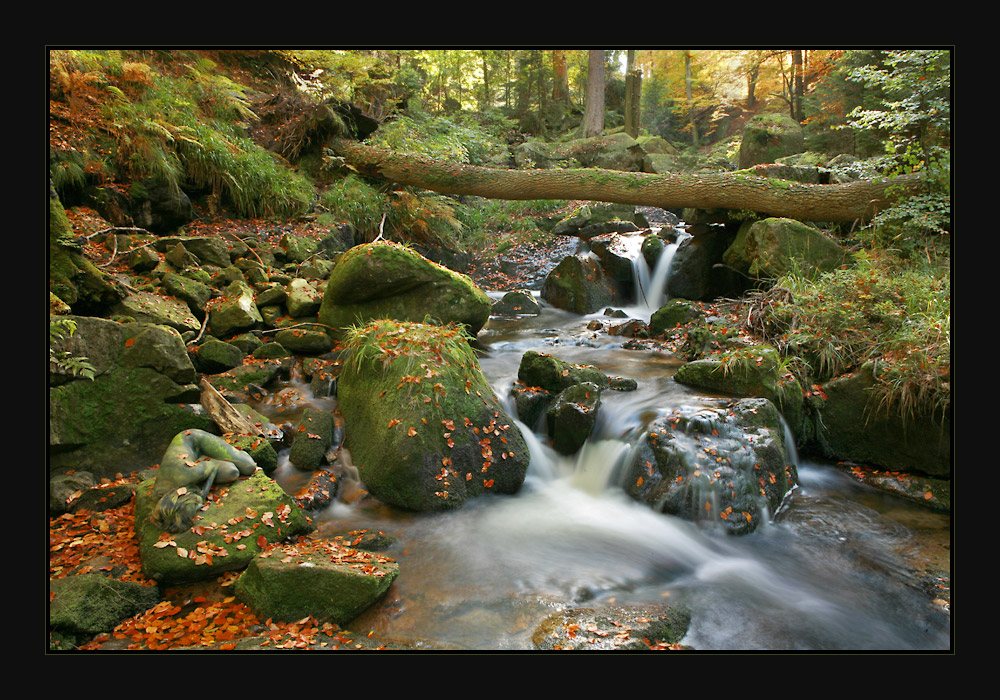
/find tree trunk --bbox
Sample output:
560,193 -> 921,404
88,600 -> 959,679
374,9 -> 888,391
583,50 -> 605,137
624,50 -> 641,138
552,50 -> 569,105
684,51 -> 700,147
329,138 -> 923,225
792,50 -> 805,122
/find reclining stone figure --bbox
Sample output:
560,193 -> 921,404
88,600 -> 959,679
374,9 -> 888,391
149,429 -> 258,533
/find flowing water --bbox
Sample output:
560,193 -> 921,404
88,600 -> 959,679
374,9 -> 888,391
260,231 -> 951,651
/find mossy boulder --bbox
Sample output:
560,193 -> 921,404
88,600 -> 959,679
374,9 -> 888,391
546,382 -> 602,455
111,291 -> 202,334
737,113 -> 805,169
156,235 -> 232,268
491,290 -> 541,316
134,469 -> 314,585
234,538 -> 398,624
162,272 -> 213,314
209,280 -> 263,337
541,254 -> 617,314
319,242 -> 491,337
289,408 -> 337,471
815,363 -> 951,477
623,398 -> 797,534
517,350 -> 611,393
285,278 -> 324,318
49,574 -> 161,648
49,317 -> 212,479
649,299 -> 702,337
723,218 -> 852,280
195,338 -> 245,374
337,319 -> 530,511
673,346 -> 804,434
274,327 -> 334,355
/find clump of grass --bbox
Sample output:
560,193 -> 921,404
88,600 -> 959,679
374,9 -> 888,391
341,318 -> 482,395
318,175 -> 465,249
50,49 -> 314,220
751,248 -> 949,422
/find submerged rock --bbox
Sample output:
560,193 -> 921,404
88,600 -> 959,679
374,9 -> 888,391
624,398 -> 797,534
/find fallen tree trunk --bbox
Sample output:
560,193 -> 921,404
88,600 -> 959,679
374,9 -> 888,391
329,138 -> 923,225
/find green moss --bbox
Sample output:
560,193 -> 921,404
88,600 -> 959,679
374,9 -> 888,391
338,319 -> 529,511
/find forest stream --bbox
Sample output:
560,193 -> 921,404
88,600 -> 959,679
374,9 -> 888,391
244,228 -> 950,652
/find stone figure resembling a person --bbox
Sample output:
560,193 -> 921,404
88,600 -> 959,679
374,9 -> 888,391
150,429 -> 258,533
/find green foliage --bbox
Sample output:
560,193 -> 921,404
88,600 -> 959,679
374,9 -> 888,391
837,50 -> 951,256
50,50 -> 314,220
369,111 -> 511,166
753,250 -> 949,420
319,175 -> 464,249
50,318 -> 96,381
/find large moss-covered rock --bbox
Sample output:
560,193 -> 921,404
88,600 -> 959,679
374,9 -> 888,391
723,218 -> 852,280
156,235 -> 232,269
337,319 -> 529,511
134,469 -> 314,585
234,538 -> 398,625
816,363 -> 951,477
319,241 -> 491,337
623,398 -> 797,534
541,254 -> 617,314
49,574 -> 161,647
49,317 -> 212,479
649,299 -> 702,337
737,113 -> 805,169
517,350 -> 611,393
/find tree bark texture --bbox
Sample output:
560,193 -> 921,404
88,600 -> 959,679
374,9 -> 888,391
330,139 -> 923,224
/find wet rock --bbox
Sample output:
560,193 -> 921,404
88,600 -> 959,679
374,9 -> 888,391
289,408 -> 337,471
491,290 -> 541,316
624,398 -> 798,534
532,604 -> 691,651
546,382 -> 602,455
541,254 -> 617,314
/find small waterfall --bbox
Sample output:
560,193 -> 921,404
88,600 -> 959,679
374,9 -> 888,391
622,229 -> 687,319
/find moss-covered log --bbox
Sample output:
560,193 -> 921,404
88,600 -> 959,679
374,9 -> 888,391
330,138 -> 923,224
